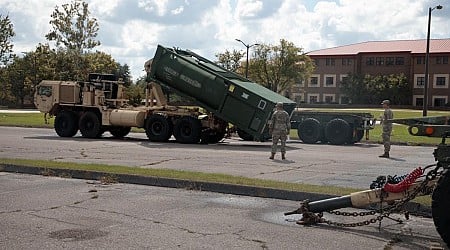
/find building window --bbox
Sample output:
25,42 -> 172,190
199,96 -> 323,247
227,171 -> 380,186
414,74 -> 425,88
293,93 -> 304,104
436,77 -> 446,86
413,95 -> 424,107
342,58 -> 352,65
366,57 -> 374,65
309,75 -> 320,87
416,56 -> 425,65
325,58 -> 335,66
340,74 -> 348,86
433,74 -> 449,88
324,94 -> 335,104
433,96 -> 448,107
376,57 -> 384,66
436,56 -> 449,64
324,74 -> 336,87
386,57 -> 394,65
395,57 -> 404,65
308,94 -> 319,104
314,59 -> 319,66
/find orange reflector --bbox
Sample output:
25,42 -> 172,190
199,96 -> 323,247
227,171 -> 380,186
425,126 -> 434,135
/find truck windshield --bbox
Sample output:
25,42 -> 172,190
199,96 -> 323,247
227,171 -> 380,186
38,86 -> 52,97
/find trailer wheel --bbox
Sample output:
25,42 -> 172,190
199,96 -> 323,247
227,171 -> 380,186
201,129 -> 226,144
145,114 -> 173,142
174,116 -> 201,144
54,111 -> 78,137
237,128 -> 254,141
109,126 -> 131,138
298,118 -> 322,144
325,118 -> 351,145
79,111 -> 101,138
354,130 -> 365,143
432,168 -> 450,247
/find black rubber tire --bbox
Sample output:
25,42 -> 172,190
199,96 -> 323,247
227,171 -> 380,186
54,111 -> 78,137
355,129 -> 365,142
109,126 -> 131,138
174,116 -> 201,144
201,129 -> 226,144
79,111 -> 101,138
325,118 -> 351,145
298,118 -> 322,144
237,128 -> 254,141
145,114 -> 173,142
432,168 -> 450,247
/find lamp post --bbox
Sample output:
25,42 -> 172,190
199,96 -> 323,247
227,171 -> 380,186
423,5 -> 443,117
235,39 -> 259,78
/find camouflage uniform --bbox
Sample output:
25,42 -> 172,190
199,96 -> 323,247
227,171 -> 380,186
380,100 -> 394,157
269,103 -> 291,159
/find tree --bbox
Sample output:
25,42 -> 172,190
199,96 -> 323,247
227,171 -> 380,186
215,49 -> 244,73
45,0 -> 100,53
115,63 -> 132,87
340,73 -> 410,105
248,39 -> 314,93
0,14 -> 15,65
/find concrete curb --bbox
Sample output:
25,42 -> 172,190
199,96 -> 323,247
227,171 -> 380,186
0,163 -> 432,217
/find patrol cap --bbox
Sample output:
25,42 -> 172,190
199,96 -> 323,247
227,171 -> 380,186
381,100 -> 390,105
276,102 -> 283,107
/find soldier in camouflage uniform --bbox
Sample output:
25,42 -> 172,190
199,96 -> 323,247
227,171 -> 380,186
379,100 -> 394,158
269,102 -> 291,160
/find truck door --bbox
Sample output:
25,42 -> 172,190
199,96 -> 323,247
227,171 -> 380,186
35,84 -> 54,113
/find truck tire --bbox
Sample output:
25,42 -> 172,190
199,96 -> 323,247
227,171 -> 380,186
325,118 -> 351,145
54,111 -> 78,137
79,111 -> 101,138
237,128 -> 254,141
432,168 -> 450,247
201,129 -> 226,144
174,116 -> 201,144
145,114 -> 173,142
109,126 -> 131,138
298,118 -> 322,144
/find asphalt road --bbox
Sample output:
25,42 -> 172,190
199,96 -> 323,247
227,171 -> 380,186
0,126 -> 437,189
0,172 -> 446,249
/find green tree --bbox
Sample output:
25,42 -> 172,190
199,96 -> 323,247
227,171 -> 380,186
45,0 -> 100,53
115,63 -> 132,87
248,39 -> 314,93
215,49 -> 244,73
340,73 -> 410,105
0,14 -> 15,65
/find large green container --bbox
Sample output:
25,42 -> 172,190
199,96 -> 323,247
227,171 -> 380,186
148,45 -> 296,141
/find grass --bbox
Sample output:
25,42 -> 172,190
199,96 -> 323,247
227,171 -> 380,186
0,157 -> 359,196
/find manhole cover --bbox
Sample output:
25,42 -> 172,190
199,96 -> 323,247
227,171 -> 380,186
49,228 -> 108,241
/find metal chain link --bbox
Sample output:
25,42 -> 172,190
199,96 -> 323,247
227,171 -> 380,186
320,164 -> 442,228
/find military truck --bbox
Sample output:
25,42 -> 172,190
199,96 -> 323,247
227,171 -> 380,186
285,115 -> 450,247
290,110 -> 375,145
34,45 -> 296,143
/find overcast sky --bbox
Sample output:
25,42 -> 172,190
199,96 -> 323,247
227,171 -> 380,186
1,0 -> 449,81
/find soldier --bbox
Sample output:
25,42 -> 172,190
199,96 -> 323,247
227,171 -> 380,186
269,102 -> 291,160
379,99 -> 394,158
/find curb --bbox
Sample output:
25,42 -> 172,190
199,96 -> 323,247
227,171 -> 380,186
0,163 -> 432,217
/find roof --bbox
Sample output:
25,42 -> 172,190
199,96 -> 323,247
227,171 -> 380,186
307,38 -> 450,56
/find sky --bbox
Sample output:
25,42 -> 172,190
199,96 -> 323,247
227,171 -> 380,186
1,0 -> 449,81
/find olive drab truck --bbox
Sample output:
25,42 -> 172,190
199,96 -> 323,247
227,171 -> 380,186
285,115 -> 450,247
34,45 -> 296,144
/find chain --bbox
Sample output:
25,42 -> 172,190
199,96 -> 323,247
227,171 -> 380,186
318,164 -> 442,228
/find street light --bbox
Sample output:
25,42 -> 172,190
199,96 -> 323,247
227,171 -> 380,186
235,39 -> 259,78
423,5 -> 443,117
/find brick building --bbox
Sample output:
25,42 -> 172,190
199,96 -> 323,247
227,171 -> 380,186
290,39 -> 450,107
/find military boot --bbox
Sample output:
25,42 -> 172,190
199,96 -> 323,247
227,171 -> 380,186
269,153 -> 275,159
281,153 -> 286,160
379,152 -> 389,158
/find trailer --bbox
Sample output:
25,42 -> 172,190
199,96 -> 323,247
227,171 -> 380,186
146,45 -> 296,142
34,45 -> 296,143
290,110 -> 375,145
